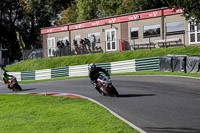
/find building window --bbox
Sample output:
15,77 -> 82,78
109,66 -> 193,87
166,21 -> 185,35
74,35 -> 81,44
106,29 -> 117,51
197,23 -> 200,42
130,27 -> 138,39
87,32 -> 100,43
143,24 -> 160,38
57,37 -> 69,45
47,38 -> 56,57
189,21 -> 200,44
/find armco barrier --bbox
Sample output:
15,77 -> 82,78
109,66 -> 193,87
8,72 -> 21,81
8,57 -> 159,81
35,69 -> 51,80
96,62 -> 111,74
51,66 -> 69,78
111,59 -> 136,73
69,64 -> 88,77
21,71 -> 35,81
135,57 -> 159,71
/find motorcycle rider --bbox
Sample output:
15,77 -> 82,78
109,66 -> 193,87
88,63 -> 110,94
2,71 -> 14,90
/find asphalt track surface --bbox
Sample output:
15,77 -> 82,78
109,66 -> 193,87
0,75 -> 200,133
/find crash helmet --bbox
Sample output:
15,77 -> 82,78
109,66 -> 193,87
88,63 -> 96,71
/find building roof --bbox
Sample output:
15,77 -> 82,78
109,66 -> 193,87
41,7 -> 183,35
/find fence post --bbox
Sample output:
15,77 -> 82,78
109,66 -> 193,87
183,31 -> 186,47
165,33 -> 168,48
149,37 -> 151,50
105,41 -> 106,53
119,39 -> 121,52
133,38 -> 135,50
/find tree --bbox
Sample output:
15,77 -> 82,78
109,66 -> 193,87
0,0 -> 24,61
76,0 -> 100,22
97,0 -> 167,17
130,0 -> 167,12
20,0 -> 74,47
0,0 -> 74,61
97,0 -> 124,17
161,0 -> 200,21
116,0 -> 135,15
56,3 -> 78,25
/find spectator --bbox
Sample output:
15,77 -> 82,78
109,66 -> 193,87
57,41 -> 64,56
73,40 -> 78,54
84,38 -> 91,53
57,41 -> 61,48
80,39 -> 87,54
91,34 -> 96,53
65,39 -> 71,55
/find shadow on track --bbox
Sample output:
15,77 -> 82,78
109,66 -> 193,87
118,94 -> 155,98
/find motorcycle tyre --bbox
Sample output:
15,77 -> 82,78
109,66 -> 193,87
14,84 -> 22,91
111,86 -> 119,97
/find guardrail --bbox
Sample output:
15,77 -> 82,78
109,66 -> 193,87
135,57 -> 160,71
8,57 -> 159,81
111,59 -> 136,73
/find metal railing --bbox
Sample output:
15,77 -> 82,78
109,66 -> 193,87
22,31 -> 188,60
119,31 -> 186,51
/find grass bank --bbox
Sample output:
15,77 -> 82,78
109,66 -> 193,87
18,71 -> 200,84
6,46 -> 200,72
0,94 -> 138,133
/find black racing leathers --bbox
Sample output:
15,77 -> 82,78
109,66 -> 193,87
89,67 -> 109,93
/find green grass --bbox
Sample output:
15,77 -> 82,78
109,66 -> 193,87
0,94 -> 138,133
18,71 -> 200,84
112,71 -> 200,78
5,46 -> 200,72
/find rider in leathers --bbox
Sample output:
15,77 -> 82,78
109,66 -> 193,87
88,64 -> 110,94
2,72 -> 14,90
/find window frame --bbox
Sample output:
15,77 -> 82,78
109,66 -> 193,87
105,29 -> 117,52
87,32 -> 101,43
143,24 -> 160,38
130,27 -> 139,40
57,36 -> 69,45
165,20 -> 185,36
74,35 -> 81,45
188,21 -> 200,44
47,37 -> 56,57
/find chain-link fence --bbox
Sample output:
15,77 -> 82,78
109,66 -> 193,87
21,48 -> 43,60
22,43 -> 104,60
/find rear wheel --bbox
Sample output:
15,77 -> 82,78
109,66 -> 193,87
14,84 -> 22,91
111,86 -> 119,97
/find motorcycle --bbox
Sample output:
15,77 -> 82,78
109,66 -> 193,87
97,75 -> 119,97
8,77 -> 22,91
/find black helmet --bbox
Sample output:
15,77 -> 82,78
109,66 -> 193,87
88,64 -> 96,71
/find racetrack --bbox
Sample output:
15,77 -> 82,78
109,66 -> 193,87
1,75 -> 200,133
